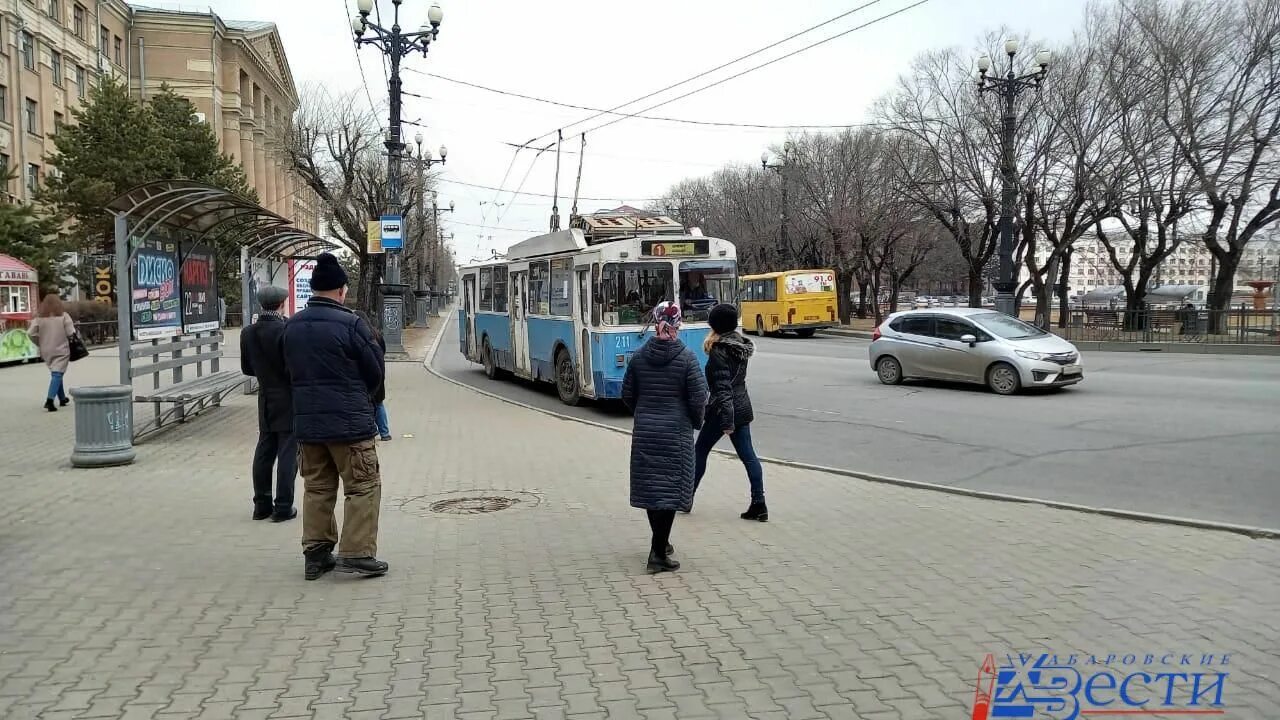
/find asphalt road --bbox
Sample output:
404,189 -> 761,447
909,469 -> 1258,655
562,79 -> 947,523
432,318 -> 1280,530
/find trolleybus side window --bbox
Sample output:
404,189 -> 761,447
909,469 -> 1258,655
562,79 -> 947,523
479,267 -> 493,311
601,262 -> 671,325
492,265 -> 508,313
550,258 -> 572,317
591,263 -> 601,327
529,260 -> 550,315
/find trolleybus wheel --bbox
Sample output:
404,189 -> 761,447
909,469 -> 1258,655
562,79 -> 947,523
482,338 -> 499,380
555,349 -> 581,406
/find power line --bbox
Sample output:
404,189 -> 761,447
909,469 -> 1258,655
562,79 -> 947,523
343,1 -> 382,117
581,0 -> 934,137
436,177 -> 662,203
494,143 -> 555,229
408,68 -> 904,130
515,0 -> 890,148
445,218 -> 547,233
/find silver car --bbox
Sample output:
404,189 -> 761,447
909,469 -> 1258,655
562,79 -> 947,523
869,308 -> 1083,395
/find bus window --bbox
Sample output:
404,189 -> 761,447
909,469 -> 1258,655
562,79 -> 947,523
550,258 -> 573,317
591,263 -> 601,327
529,260 -> 550,315
602,262 -> 671,325
679,260 -> 736,320
492,266 -> 508,312
479,267 -> 493,311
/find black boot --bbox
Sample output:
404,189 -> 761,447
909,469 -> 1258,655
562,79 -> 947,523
58,395 -> 70,407
740,501 -> 769,522
647,550 -> 680,574
43,398 -> 57,412
303,545 -> 336,581
336,556 -> 389,577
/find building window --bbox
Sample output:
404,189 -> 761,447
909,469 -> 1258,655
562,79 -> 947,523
25,98 -> 38,135
47,0 -> 60,21
4,285 -> 31,314
0,154 -> 9,179
0,86 -> 7,124
21,32 -> 35,71
75,66 -> 85,99
26,163 -> 39,192
73,4 -> 85,38
53,111 -> 63,132
99,26 -> 109,55
51,52 -> 62,86
113,36 -> 122,66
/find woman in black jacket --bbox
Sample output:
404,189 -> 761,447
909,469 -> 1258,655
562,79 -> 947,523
692,303 -> 767,521
622,302 -> 709,573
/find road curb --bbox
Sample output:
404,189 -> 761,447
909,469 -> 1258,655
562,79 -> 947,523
424,312 -> 1280,541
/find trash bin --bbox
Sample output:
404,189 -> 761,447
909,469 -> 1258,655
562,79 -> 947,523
70,385 -> 136,468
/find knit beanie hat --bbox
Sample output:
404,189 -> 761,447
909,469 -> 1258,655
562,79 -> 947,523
309,253 -> 348,292
708,303 -> 739,334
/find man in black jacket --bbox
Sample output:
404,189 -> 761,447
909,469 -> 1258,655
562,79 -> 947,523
240,285 -> 296,522
282,253 -> 388,580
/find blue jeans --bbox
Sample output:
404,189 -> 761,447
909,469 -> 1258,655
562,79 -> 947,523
374,404 -> 390,438
47,371 -> 66,401
693,422 -> 765,503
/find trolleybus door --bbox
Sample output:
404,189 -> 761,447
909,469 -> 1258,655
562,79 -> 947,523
575,265 -> 595,397
462,274 -> 477,360
510,270 -> 530,377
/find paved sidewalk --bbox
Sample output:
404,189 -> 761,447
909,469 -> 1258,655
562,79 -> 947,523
1,317 -> 1278,719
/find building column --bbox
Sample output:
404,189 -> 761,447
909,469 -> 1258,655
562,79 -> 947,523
240,122 -> 256,195
254,129 -> 268,210
223,110 -> 242,167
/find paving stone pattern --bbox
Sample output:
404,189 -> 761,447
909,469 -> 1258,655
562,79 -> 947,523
1,324 -> 1278,718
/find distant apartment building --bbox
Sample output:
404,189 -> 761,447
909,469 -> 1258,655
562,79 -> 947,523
0,0 -> 319,236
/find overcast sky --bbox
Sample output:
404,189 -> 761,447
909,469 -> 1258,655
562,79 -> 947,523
188,0 -> 1084,264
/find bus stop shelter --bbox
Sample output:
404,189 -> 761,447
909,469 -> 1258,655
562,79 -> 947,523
100,180 -> 335,439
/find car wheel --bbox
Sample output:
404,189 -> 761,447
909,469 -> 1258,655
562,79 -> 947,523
755,316 -> 766,337
876,356 -> 903,385
795,328 -> 816,338
555,348 -> 581,406
986,362 -> 1022,396
482,338 -> 498,380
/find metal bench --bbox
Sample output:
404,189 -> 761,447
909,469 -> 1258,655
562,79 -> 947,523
130,331 -> 242,439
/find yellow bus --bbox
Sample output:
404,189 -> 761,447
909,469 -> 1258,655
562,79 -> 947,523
739,269 -> 838,337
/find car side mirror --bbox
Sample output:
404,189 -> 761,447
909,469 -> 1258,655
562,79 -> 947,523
960,334 -> 977,347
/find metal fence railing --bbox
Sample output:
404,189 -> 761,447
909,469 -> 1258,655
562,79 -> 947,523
75,321 -> 120,348
1055,305 -> 1279,345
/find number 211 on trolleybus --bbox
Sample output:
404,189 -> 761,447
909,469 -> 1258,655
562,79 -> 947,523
458,212 -> 737,405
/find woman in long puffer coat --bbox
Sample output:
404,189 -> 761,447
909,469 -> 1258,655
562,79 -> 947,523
622,302 -> 708,573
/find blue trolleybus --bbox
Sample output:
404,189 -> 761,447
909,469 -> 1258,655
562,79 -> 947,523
458,212 -> 737,405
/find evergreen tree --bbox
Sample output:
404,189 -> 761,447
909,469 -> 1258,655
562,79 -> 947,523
149,86 -> 255,200
0,170 -> 72,292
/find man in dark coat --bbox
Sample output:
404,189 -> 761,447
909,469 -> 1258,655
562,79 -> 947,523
240,285 -> 296,522
282,253 -> 388,581
622,303 -> 708,574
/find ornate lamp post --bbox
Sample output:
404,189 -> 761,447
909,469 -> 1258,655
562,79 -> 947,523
761,140 -> 795,266
976,40 -> 1051,316
412,131 -> 446,325
351,0 -> 443,353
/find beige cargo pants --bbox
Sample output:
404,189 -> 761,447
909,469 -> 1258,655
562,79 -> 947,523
299,438 -> 381,558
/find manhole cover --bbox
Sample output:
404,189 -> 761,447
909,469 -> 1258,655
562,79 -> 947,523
430,496 -> 519,514
390,490 -> 542,518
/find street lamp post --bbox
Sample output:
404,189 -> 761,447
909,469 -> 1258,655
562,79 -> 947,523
412,131 -> 446,325
352,0 -> 443,354
762,140 -> 795,267
429,191 -> 454,314
977,40 -> 1051,317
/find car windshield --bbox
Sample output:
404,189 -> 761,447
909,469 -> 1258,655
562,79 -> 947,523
602,262 -> 672,325
972,312 -> 1048,340
679,260 -> 736,321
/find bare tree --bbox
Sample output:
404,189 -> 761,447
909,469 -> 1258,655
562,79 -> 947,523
1126,0 -> 1280,326
277,86 -> 427,309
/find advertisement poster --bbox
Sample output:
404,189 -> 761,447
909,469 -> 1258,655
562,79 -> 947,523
289,259 -> 316,315
131,243 -> 182,340
181,243 -> 219,333
246,256 -> 289,323
91,255 -> 115,304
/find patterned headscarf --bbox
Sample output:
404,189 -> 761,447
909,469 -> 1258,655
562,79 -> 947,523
652,302 -> 682,340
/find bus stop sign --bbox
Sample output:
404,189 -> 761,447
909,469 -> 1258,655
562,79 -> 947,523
380,215 -> 403,250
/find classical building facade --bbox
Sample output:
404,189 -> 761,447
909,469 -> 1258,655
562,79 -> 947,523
0,1 -> 318,235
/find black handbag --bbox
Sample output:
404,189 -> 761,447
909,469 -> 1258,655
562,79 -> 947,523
68,333 -> 89,362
